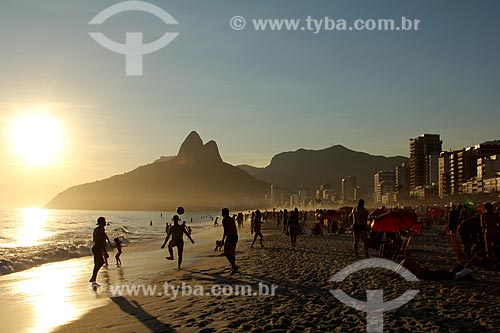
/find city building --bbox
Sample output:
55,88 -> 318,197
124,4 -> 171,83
395,163 -> 410,201
453,142 -> 500,194
409,134 -> 442,190
438,152 -> 452,198
374,171 -> 395,204
341,176 -> 357,203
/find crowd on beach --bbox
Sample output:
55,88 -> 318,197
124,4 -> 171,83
88,199 -> 500,290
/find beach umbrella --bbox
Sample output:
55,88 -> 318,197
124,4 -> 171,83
371,211 -> 417,233
339,206 -> 353,214
370,208 -> 388,218
324,210 -> 341,219
428,208 -> 446,217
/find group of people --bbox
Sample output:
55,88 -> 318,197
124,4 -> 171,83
90,199 -> 500,288
447,201 -> 500,268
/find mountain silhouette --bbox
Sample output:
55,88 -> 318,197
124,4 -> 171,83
45,131 -> 268,211
238,145 -> 408,197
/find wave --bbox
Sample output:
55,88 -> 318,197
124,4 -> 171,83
0,243 -> 91,275
0,236 -> 135,276
112,226 -> 133,234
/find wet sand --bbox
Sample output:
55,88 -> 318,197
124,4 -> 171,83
52,223 -> 500,333
0,224 -> 222,333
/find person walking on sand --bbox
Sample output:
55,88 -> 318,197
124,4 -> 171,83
89,217 -> 111,287
350,199 -> 370,259
221,208 -> 239,275
161,215 -> 195,269
287,208 -> 300,247
251,210 -> 264,248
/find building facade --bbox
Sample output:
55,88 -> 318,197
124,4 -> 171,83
409,134 -> 442,190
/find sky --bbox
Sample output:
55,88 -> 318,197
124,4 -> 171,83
0,0 -> 499,208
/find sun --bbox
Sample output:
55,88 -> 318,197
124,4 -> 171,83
10,112 -> 65,166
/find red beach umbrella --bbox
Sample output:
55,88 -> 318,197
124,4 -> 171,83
324,210 -> 341,219
371,211 -> 417,233
371,208 -> 388,218
428,208 -> 446,217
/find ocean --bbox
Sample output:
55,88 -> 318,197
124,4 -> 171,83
0,208 -> 216,275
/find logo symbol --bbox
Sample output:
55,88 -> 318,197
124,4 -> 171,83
87,282 -> 105,295
88,1 -> 179,76
330,258 -> 420,333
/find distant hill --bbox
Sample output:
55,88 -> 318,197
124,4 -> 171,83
45,132 -> 269,211
238,145 -> 408,196
153,156 -> 175,163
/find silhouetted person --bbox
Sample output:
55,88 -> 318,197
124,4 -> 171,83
350,199 -> 369,259
287,208 -> 300,247
481,202 -> 500,267
448,205 -> 460,233
221,208 -> 238,275
89,217 -> 110,287
114,237 -> 123,266
251,210 -> 264,248
161,215 -> 194,269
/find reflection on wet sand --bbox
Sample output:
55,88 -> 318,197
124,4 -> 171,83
0,257 -> 109,333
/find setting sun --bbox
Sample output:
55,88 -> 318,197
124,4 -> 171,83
10,112 -> 65,167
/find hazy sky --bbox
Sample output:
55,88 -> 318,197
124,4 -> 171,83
1,0 -> 499,207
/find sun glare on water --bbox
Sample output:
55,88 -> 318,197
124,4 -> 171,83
10,111 -> 65,167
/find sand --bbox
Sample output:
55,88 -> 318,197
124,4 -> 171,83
48,222 -> 500,333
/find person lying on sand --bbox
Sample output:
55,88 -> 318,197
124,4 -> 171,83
161,215 -> 195,270
398,258 -> 473,281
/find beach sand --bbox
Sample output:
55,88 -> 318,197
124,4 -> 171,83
50,223 -> 500,333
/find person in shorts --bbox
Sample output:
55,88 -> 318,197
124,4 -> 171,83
221,208 -> 238,275
161,215 -> 194,269
350,199 -> 370,259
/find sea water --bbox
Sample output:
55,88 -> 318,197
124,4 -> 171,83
0,208 -> 215,275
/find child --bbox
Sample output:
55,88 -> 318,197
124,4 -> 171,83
114,237 -> 123,266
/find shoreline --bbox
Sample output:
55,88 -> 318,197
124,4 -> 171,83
0,223 -> 231,333
54,224 -> 500,333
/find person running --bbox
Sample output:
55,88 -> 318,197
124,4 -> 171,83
161,215 -> 195,269
221,208 -> 238,275
350,199 -> 370,259
89,217 -> 111,287
251,210 -> 264,248
481,202 -> 500,267
287,208 -> 300,247
114,237 -> 123,266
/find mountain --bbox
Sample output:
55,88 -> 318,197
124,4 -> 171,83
237,145 -> 408,196
45,132 -> 269,211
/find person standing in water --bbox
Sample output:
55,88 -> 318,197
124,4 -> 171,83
251,210 -> 264,248
114,238 -> 123,266
89,217 -> 111,287
221,208 -> 238,275
161,215 -> 195,269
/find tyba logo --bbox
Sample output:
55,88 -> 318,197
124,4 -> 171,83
89,1 -> 179,76
330,258 -> 420,333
